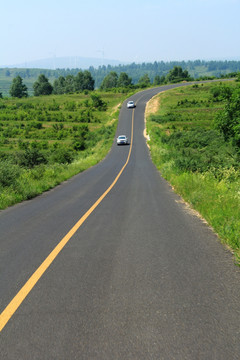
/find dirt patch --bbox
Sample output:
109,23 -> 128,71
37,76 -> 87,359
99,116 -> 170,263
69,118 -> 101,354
108,117 -> 117,126
106,103 -> 121,126
144,93 -> 163,147
110,103 -> 121,116
145,95 -> 160,117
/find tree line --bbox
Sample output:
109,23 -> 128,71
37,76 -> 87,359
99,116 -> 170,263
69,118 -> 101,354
8,70 -> 95,98
6,65 -> 240,99
7,66 -> 195,98
2,59 -> 240,89
1,57 -> 240,98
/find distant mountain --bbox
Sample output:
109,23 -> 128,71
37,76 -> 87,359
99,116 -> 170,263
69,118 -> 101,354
2,56 -> 127,70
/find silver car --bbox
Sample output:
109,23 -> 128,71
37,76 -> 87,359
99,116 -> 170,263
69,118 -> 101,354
127,100 -> 135,108
117,135 -> 128,145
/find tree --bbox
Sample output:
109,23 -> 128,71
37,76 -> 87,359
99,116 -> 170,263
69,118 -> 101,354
117,72 -> 132,87
153,75 -> 161,85
65,75 -> 75,93
138,74 -> 151,88
53,76 -> 66,94
74,71 -> 84,91
9,76 -> 28,98
100,72 -> 118,89
33,74 -> 53,96
166,66 -> 192,83
82,70 -> 95,91
153,75 -> 166,86
75,71 -> 95,91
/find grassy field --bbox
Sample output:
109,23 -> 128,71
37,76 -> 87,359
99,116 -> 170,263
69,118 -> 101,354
0,92 -> 123,152
146,81 -> 240,263
0,90 -> 133,209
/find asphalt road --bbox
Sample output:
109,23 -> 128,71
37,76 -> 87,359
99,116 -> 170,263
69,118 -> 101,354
0,85 -> 240,359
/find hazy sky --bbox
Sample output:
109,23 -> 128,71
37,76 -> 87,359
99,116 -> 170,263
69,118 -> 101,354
1,0 -> 240,66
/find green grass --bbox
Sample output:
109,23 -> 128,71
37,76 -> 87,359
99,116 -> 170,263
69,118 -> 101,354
0,90 -> 132,209
0,141 -> 111,208
147,81 -> 240,263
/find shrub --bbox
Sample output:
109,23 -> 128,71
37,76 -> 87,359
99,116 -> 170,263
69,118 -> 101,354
158,129 -> 239,174
73,138 -> 86,151
64,101 -> 76,111
0,160 -> 21,187
50,148 -> 74,164
211,85 -> 233,102
215,87 -> 240,147
17,148 -> 47,168
91,94 -> 107,111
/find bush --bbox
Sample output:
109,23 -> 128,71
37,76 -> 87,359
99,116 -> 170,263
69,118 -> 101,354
0,160 -> 22,187
91,94 -> 107,111
50,148 -> 74,164
215,87 -> 240,147
73,139 -> 85,151
64,101 -> 76,111
211,85 -> 233,101
17,148 -> 47,168
159,129 -> 239,174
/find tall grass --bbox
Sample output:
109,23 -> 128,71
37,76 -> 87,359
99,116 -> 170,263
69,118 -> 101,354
147,81 -> 240,263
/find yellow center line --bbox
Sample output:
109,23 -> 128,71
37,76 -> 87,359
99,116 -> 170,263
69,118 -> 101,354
0,109 -> 135,332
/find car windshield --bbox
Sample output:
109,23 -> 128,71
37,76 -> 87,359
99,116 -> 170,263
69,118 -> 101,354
119,136 -> 126,139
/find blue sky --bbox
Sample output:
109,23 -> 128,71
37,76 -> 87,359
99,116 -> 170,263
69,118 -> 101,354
1,0 -> 240,66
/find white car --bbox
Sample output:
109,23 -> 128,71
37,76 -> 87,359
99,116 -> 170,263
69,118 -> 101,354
117,135 -> 128,145
127,100 -> 135,108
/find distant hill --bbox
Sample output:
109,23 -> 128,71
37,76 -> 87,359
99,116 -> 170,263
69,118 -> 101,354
2,56 -> 126,70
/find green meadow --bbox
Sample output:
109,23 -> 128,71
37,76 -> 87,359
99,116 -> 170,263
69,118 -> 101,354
146,81 -> 240,262
0,90 -> 132,209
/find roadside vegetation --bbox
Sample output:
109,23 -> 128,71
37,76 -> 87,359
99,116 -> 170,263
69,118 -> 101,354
0,90 -> 134,209
146,80 -> 240,262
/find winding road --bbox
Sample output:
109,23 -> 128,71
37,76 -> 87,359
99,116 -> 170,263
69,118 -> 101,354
0,85 -> 240,359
